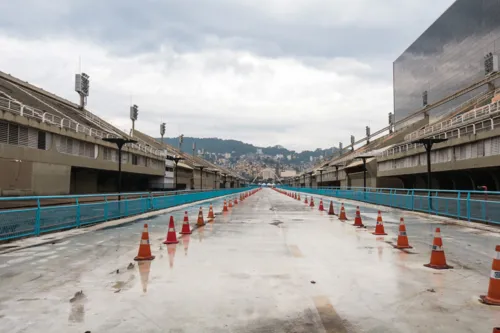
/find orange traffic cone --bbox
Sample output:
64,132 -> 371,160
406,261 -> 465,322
223,200 -> 228,212
207,204 -> 215,219
228,199 -> 233,208
338,203 -> 348,221
234,197 -> 238,205
493,328 -> 500,333
424,228 -> 453,269
481,246 -> 500,305
197,207 -> 205,226
134,224 -> 155,261
310,197 -> 315,207
328,201 -> 335,215
353,207 -> 364,227
394,217 -> 412,249
318,199 -> 324,211
163,216 -> 179,244
180,211 -> 192,234
305,196 -> 308,204
297,194 -> 301,201
372,211 -> 387,235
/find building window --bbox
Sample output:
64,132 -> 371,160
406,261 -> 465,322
55,135 -> 96,158
132,154 -> 138,165
0,120 -> 49,150
37,131 -> 46,150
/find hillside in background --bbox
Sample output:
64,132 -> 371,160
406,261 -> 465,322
159,137 -> 337,164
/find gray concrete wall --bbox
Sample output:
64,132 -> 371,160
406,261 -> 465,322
33,162 -> 71,195
347,172 -> 376,188
175,168 -> 193,190
0,158 -> 72,196
0,158 -> 34,196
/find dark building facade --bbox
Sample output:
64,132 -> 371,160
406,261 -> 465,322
394,0 -> 500,127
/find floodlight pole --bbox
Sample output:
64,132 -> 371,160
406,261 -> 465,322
354,156 -> 374,191
103,138 -> 137,200
412,138 -> 447,210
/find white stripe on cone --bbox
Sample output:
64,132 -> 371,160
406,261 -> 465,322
490,270 -> 500,279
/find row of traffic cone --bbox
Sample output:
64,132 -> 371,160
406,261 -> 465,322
276,190 -> 454,270
279,190 -> 500,316
134,189 -> 262,261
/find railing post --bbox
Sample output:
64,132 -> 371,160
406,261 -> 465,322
35,198 -> 41,236
428,190 -> 432,214
411,189 -> 415,210
104,196 -> 109,221
76,197 -> 81,228
466,192 -> 471,222
457,192 -> 461,219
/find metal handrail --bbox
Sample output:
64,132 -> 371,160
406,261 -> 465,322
0,96 -> 166,158
384,100 -> 500,157
405,99 -> 499,142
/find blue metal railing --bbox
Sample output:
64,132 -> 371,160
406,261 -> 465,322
0,189 -> 247,241
281,186 -> 500,225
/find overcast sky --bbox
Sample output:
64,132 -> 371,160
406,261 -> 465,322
0,0 -> 454,151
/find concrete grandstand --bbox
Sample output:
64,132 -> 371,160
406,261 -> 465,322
288,0 -> 500,191
0,71 -> 245,196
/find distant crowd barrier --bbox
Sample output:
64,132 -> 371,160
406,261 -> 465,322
0,188 -> 247,241
282,186 -> 500,225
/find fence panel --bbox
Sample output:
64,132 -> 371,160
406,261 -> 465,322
0,188 -> 248,241
282,186 -> 500,225
0,208 -> 37,240
39,205 -> 78,233
79,202 -> 107,226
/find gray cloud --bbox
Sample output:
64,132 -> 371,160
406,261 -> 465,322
0,0 -> 454,60
0,0 -> 456,151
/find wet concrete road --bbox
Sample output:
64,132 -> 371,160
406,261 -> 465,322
1,188 -> 500,332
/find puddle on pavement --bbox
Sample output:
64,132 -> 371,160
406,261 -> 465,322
111,273 -> 136,292
288,245 -> 303,258
69,291 -> 87,323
